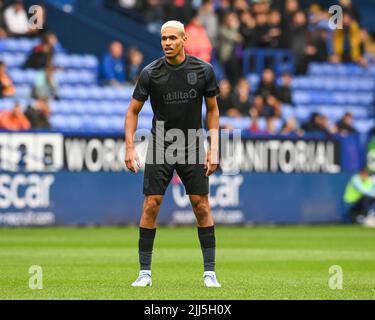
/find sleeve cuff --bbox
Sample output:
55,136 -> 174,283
204,88 -> 220,97
132,93 -> 148,101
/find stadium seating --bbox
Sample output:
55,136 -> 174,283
0,37 -> 374,134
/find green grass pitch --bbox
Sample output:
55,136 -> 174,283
0,225 -> 374,300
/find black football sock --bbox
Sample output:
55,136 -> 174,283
138,227 -> 156,271
197,225 -> 216,272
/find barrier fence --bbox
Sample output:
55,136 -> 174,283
0,131 -> 365,226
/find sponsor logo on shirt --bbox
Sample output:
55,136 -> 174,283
162,89 -> 198,104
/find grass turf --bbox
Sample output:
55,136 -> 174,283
0,225 -> 374,300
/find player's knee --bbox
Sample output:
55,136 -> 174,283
144,196 -> 162,215
192,197 -> 209,217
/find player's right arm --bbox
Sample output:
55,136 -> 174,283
124,67 -> 151,173
124,98 -> 144,173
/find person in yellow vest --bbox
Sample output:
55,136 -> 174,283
343,166 -> 375,225
331,12 -> 367,66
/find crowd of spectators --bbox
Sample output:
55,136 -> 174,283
112,0 -> 375,72
0,0 -> 54,130
1,0 -> 373,136
1,0 -> 147,132
217,66 -> 358,136
99,40 -> 144,86
105,0 -> 374,136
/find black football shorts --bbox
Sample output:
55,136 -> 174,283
143,162 -> 209,195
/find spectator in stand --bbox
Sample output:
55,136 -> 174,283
251,0 -> 271,15
277,72 -> 293,105
126,46 -> 144,85
254,12 -> 270,48
166,0 -> 193,25
250,94 -> 265,117
280,117 -> 304,136
239,10 -> 256,49
301,112 -> 318,132
301,112 -> 334,134
233,77 -> 253,116
218,11 -> 242,86
0,0 -> 7,38
185,14 -> 213,62
290,11 -> 317,74
23,32 -> 58,69
216,0 -> 231,23
249,107 -> 261,133
0,61 -> 16,98
3,0 -> 39,37
143,0 -> 167,33
217,79 -> 240,117
233,0 -> 249,16
359,29 -> 375,64
282,0 -> 299,48
266,9 -> 283,49
311,26 -> 329,63
198,0 -> 218,49
331,12 -> 365,66
336,112 -> 357,135
100,41 -> 126,86
256,68 -> 281,117
307,4 -> 331,30
322,115 -> 337,134
24,98 -> 51,129
0,102 -> 30,130
265,116 -> 276,134
31,64 -> 59,100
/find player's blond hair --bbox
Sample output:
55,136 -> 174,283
160,20 -> 185,36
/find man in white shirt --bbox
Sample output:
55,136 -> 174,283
4,0 -> 37,36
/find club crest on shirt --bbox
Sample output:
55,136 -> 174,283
187,72 -> 197,85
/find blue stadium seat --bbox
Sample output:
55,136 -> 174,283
53,54 -> 71,68
140,102 -> 153,116
54,70 -> 96,85
110,115 -> 125,130
0,52 -> 26,67
138,116 -> 153,129
293,90 -> 374,105
354,119 -> 375,133
308,63 -> 375,77
14,85 -> 31,98
246,74 -> 260,91
0,98 -> 15,111
94,115 -> 112,130
295,107 -> 311,121
50,114 -> 83,131
53,53 -> 98,70
50,114 -> 69,129
0,38 -> 65,54
81,115 -> 98,130
106,101 -> 126,115
281,104 -> 295,119
66,115 -> 84,129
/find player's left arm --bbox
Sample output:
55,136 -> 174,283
204,95 -> 220,176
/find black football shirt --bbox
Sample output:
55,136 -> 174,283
132,54 -> 219,151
